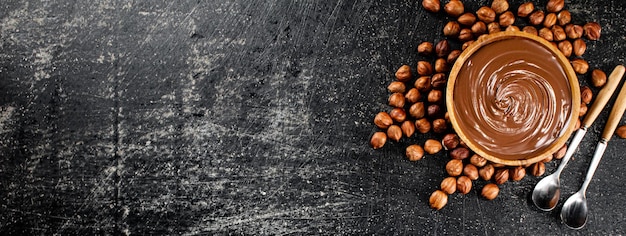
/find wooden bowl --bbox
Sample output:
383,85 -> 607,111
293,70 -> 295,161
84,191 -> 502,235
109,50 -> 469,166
446,31 -> 580,166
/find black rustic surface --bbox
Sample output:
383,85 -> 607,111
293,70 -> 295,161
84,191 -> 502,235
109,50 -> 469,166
1,0 -> 626,235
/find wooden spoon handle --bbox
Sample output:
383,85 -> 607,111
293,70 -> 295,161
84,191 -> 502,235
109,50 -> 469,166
602,67 -> 626,141
583,65 -> 626,128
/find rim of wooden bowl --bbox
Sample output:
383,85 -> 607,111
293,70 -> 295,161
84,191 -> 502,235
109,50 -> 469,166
446,31 -> 581,166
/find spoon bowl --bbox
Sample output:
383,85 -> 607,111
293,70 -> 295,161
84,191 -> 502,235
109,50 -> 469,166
561,191 -> 588,229
531,172 -> 561,211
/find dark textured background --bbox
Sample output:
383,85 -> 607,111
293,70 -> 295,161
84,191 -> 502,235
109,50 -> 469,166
1,0 -> 626,235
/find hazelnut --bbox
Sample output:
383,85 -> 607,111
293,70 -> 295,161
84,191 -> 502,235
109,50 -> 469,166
395,65 -> 412,82
470,154 -> 487,167
557,10 -> 571,25
370,132 -> 387,149
464,164 -> 479,180
565,24 -> 583,39
428,90 -> 443,103
546,0 -> 565,13
505,25 -> 520,32
531,161 -> 546,176
491,0 -> 509,14
479,164 -> 495,181
571,58 -> 589,74
444,0 -> 464,17
409,102 -> 426,119
432,118 -> 447,133
435,58 -> 448,73
538,27 -> 554,41
388,93 -> 405,108
579,103 -> 588,117
591,69 -> 607,88
415,118 -> 431,133
431,73 -> 447,89
481,183 -> 500,200
387,125 -> 402,142
444,112 -> 450,122
418,42 -> 434,56
522,26 -> 538,35
457,176 -> 472,194
446,159 -> 463,176
458,28 -> 474,42
442,133 -> 460,150
450,147 -> 470,160
543,153 -> 554,163
581,86 -> 593,104
575,118 -> 581,130
552,25 -> 566,41
435,40 -> 451,57
458,13 -> 477,26
573,38 -> 587,57
447,49 -> 462,64
417,61 -> 433,76
554,144 -> 567,159
389,107 -> 407,123
462,40 -> 474,51
616,125 -> 626,139
425,139 -> 443,154
441,177 -> 457,194
429,190 -> 448,210
388,81 -> 406,93
443,21 -> 461,37
401,120 -> 415,137
528,10 -> 545,26
476,6 -> 496,23
422,0 -> 440,13
374,112 -> 393,129
415,76 -> 432,92
583,22 -> 601,40
494,168 -> 509,185
498,11 -> 515,27
428,104 -> 442,117
511,166 -> 526,181
543,13 -> 557,28
406,144 -> 425,161
405,88 -> 421,103
517,2 -> 535,17
558,40 -> 572,57
487,22 -> 501,34
471,21 -> 487,36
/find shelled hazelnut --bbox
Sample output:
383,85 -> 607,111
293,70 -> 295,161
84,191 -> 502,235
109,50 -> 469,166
446,159 -> 463,176
488,22 -> 501,34
422,0 -> 440,13
531,162 -> 546,176
374,112 -> 393,129
436,40 -> 451,57
579,103 -> 588,117
409,102 -> 425,119
511,166 -> 526,181
444,21 -> 461,37
401,120 -> 415,137
428,104 -> 442,117
442,133 -> 460,150
429,190 -> 448,210
543,13 -> 557,28
431,73 -> 447,89
387,125 -> 402,142
581,86 -> 593,104
571,58 -> 589,74
499,11 -> 515,27
471,21 -> 487,35
444,0 -> 464,17
435,58 -> 448,73
447,50 -> 461,64
554,144 -> 567,159
547,0 -> 564,13
406,144 -> 425,161
505,25 -> 520,32
522,26 -> 538,35
415,76 -> 432,92
417,61 -> 433,76
457,176 -> 472,194
470,154 -> 487,167
552,25 -> 566,41
405,88 -> 420,103
479,164 -> 495,181
583,22 -> 601,40
395,65 -> 412,82
494,168 -> 509,185
425,139 -> 443,154
539,28 -> 554,41
389,107 -> 406,122
388,81 -> 406,93
529,10 -> 545,26
557,10 -> 571,26
464,164 -> 479,180
517,2 -> 534,17
441,177 -> 457,194
432,118 -> 447,133
558,40 -> 572,57
573,38 -> 586,57
476,6 -> 496,23
459,28 -> 474,42
370,132 -> 387,149
388,93 -> 405,108
591,69 -> 607,88
462,40 -> 474,50
481,183 -> 499,200
415,118 -> 431,133
450,147 -> 470,160
418,42 -> 434,56
458,13 -> 477,26
565,24 -> 583,39
616,125 -> 626,139
491,0 -> 509,14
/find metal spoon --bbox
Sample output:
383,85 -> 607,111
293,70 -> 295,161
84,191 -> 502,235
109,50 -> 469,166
561,72 -> 626,229
532,65 -> 626,211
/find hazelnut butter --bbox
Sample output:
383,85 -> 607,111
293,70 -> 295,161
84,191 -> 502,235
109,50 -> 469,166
452,37 -> 573,160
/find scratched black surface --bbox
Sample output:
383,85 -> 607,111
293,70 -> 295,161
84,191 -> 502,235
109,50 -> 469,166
1,0 -> 626,235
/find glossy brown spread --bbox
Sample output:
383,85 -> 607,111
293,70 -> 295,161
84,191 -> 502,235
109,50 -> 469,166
453,37 -> 572,160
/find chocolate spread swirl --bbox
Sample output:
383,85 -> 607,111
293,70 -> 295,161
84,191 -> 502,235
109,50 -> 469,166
452,37 -> 572,160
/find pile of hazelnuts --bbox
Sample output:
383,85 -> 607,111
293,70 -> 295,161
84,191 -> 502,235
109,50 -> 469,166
369,0 -> 610,210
